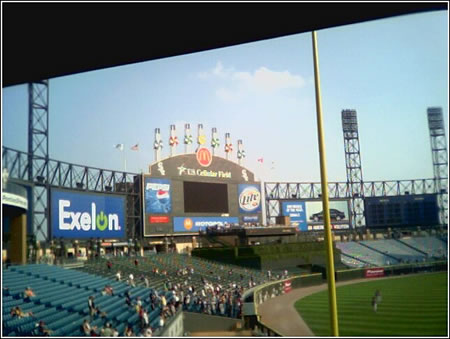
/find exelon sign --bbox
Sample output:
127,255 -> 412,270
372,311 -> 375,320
58,200 -> 119,231
51,189 -> 125,239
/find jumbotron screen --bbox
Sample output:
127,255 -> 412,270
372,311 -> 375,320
183,181 -> 229,213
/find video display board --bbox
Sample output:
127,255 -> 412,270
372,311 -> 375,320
184,181 -> 228,213
51,189 -> 126,239
364,194 -> 439,228
281,199 -> 350,231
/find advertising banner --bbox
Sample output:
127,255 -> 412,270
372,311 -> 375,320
173,216 -> 239,232
307,224 -> 350,231
149,216 -> 170,224
51,189 -> 125,239
281,201 -> 307,230
242,215 -> 259,223
365,268 -> 385,278
145,178 -> 172,214
238,184 -> 261,213
306,200 -> 350,225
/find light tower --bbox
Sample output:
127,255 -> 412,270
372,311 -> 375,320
427,107 -> 448,227
342,109 -> 365,228
28,80 -> 50,241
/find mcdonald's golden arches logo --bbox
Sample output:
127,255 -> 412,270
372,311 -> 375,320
196,147 -> 212,167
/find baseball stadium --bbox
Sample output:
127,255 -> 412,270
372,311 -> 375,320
2,3 -> 448,338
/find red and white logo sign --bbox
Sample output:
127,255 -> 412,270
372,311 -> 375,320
149,216 -> 170,224
365,268 -> 385,278
284,280 -> 292,293
196,147 -> 212,167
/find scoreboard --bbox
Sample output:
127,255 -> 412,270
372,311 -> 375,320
364,194 -> 439,228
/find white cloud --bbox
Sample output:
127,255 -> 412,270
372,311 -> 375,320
198,61 -> 306,102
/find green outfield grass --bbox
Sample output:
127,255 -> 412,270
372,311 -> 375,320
295,272 -> 448,336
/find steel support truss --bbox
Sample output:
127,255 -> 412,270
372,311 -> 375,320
2,146 -> 142,241
28,81 -> 50,240
265,179 -> 439,225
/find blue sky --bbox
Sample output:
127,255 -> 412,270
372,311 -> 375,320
2,10 -> 448,184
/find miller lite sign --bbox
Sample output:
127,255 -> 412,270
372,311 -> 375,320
238,184 -> 261,213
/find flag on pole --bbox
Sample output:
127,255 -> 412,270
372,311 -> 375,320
131,144 -> 139,151
257,157 -> 264,163
114,144 -> 124,151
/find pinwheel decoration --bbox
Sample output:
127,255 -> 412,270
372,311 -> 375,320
184,135 -> 193,145
237,149 -> 246,159
169,136 -> 179,146
211,137 -> 220,148
153,140 -> 163,150
225,143 -> 233,153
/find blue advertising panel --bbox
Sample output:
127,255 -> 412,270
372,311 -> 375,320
238,184 -> 261,213
173,217 -> 239,233
51,189 -> 125,239
281,201 -> 307,231
243,215 -> 259,223
145,178 -> 172,214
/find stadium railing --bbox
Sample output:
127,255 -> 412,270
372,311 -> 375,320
242,273 -> 323,336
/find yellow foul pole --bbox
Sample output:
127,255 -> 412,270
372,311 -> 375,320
311,30 -> 339,336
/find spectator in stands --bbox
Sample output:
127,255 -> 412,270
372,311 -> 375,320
169,300 -> 177,316
128,273 -> 136,287
125,292 -> 133,308
116,270 -> 121,281
143,275 -> 150,288
24,286 -> 36,301
95,306 -> 107,319
124,323 -> 134,336
100,322 -> 114,336
107,260 -> 112,270
88,296 -> 96,318
135,258 -> 139,267
81,319 -> 97,336
11,306 -> 34,318
140,326 -> 153,337
140,308 -> 149,329
159,313 -> 165,328
36,320 -> 52,336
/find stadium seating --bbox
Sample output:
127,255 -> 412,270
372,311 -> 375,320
398,236 -> 447,259
360,239 -> 426,263
335,241 -> 400,266
2,264 -> 163,336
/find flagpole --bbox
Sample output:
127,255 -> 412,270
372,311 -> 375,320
312,30 -> 339,336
